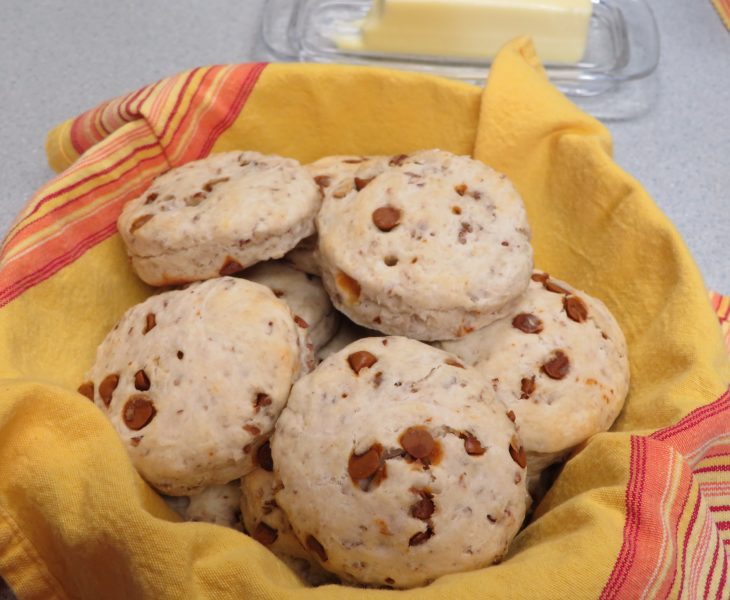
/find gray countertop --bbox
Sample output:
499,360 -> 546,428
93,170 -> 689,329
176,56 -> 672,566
0,1 -> 727,591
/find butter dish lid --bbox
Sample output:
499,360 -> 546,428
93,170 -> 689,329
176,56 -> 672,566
259,0 -> 660,121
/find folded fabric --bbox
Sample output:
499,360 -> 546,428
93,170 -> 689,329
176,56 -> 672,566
1,38 -> 729,599
710,291 -> 730,354
712,0 -> 730,29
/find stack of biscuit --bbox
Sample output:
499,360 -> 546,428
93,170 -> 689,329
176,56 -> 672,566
78,149 -> 629,589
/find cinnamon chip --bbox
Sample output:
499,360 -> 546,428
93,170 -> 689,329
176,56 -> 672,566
564,295 -> 588,323
130,214 -> 153,233
306,535 -> 328,562
541,350 -> 570,380
454,184 -> 468,196
219,257 -> 244,276
143,313 -> 156,334
400,427 -> 434,460
544,280 -> 571,295
463,434 -> 486,456
509,436 -> 527,468
348,444 -> 383,482
314,175 -> 331,188
254,393 -> 272,411
389,154 -> 408,166
99,374 -> 119,406
372,206 -> 401,232
294,315 -> 309,329
77,381 -> 94,401
444,358 -> 465,369
144,193 -> 158,205
122,395 -> 156,430
256,441 -> 274,472
354,176 -> 374,191
134,370 -> 150,391
243,424 -> 261,436
512,313 -> 543,334
187,192 -> 206,207
347,351 -> 377,374
332,180 -> 354,198
252,522 -> 278,546
408,527 -> 434,546
202,176 -> 229,192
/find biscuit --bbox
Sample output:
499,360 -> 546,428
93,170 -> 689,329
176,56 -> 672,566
315,319 -> 379,363
280,156 -> 393,277
118,151 -> 320,286
185,482 -> 242,529
282,235 -> 321,276
161,494 -> 189,518
240,441 -> 338,586
438,272 -> 630,483
306,155 -> 391,202
80,277 -> 312,495
272,336 -> 527,588
241,261 -> 338,351
316,149 -> 533,340
240,442 -> 312,562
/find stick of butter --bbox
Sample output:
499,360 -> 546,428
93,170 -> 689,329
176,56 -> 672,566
336,0 -> 592,64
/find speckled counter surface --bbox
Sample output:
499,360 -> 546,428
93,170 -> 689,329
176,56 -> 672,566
0,0 -> 728,596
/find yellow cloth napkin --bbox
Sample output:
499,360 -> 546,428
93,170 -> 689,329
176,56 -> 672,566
1,38 -> 729,599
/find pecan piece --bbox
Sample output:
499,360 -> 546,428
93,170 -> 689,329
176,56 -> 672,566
409,527 -> 434,546
130,214 -> 153,233
219,257 -> 244,276
256,441 -> 273,472
306,535 -> 328,562
252,522 -> 278,546
520,376 -> 536,399
509,436 -> 527,469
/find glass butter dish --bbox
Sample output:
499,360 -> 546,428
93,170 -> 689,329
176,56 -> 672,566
260,0 -> 660,120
